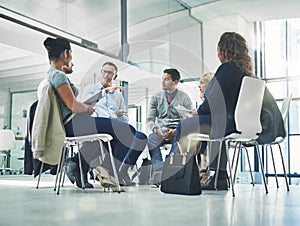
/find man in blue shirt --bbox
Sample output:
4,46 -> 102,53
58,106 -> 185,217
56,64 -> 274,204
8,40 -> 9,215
82,62 -> 141,186
82,62 -> 128,122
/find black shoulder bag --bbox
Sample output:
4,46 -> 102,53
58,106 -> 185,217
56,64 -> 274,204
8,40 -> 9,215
160,145 -> 201,195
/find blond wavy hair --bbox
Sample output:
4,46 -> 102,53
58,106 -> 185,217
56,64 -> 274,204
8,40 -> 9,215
218,32 -> 254,76
201,72 -> 214,82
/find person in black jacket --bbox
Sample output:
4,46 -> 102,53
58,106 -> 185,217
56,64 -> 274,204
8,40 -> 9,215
169,32 -> 256,190
170,32 -> 285,190
24,100 -> 58,176
24,100 -> 38,175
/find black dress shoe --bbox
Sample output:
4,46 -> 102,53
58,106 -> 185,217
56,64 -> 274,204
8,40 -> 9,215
201,174 -> 228,190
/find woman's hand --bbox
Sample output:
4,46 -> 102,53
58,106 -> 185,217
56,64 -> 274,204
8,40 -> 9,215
86,102 -> 96,115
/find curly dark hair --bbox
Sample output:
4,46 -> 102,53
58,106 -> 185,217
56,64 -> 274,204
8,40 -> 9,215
218,32 -> 253,76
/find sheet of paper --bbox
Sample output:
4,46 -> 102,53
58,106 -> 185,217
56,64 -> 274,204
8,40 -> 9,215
175,105 -> 193,118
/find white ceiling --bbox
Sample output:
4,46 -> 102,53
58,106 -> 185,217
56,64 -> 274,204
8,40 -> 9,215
1,0 -> 300,96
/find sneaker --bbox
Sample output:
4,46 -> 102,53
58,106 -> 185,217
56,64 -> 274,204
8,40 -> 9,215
150,171 -> 162,187
119,172 -> 136,186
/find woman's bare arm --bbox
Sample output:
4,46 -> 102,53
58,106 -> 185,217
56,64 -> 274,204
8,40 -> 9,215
57,84 -> 94,113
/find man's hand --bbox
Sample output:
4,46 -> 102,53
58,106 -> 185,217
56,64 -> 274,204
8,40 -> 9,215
156,127 -> 164,137
105,85 -> 127,93
156,127 -> 175,139
163,128 -> 175,139
115,109 -> 127,117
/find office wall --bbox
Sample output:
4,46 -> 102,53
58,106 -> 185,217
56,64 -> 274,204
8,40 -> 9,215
128,23 -> 203,108
0,89 -> 10,129
203,14 -> 255,73
129,23 -> 202,78
167,24 -> 203,79
127,16 -> 255,108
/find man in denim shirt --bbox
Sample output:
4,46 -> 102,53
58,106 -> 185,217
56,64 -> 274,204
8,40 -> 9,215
82,62 -> 128,122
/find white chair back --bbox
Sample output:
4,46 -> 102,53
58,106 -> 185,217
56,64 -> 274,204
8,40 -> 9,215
0,129 -> 15,150
234,76 -> 266,139
281,94 -> 292,123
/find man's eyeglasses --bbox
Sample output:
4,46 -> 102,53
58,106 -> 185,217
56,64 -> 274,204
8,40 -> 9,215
101,69 -> 115,76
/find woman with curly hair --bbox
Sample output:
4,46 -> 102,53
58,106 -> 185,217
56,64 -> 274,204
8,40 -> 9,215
169,32 -> 254,190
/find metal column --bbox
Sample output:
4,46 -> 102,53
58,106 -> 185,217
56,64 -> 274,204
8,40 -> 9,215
120,0 -> 129,63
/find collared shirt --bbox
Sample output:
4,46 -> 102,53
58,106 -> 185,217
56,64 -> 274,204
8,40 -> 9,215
165,89 -> 178,104
147,89 -> 194,132
82,83 -> 128,122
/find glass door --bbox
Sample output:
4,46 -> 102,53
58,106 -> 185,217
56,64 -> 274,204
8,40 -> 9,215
9,91 -> 37,173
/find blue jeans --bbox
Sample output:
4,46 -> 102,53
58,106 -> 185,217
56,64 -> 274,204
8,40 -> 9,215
148,133 -> 172,171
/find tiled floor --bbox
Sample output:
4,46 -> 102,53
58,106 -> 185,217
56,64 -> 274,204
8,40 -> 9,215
0,174 -> 299,226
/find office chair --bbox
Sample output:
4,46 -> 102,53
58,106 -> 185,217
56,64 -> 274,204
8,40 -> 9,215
223,76 -> 267,194
238,94 -> 292,191
36,134 -> 122,194
262,94 -> 292,191
34,81 -> 122,193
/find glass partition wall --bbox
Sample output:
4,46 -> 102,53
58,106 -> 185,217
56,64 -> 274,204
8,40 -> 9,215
8,91 -> 37,173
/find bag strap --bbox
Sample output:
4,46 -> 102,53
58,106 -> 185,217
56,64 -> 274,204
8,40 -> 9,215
177,142 -> 184,154
168,151 -> 187,166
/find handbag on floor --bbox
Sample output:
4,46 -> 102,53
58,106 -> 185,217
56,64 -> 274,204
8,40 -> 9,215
160,144 -> 201,195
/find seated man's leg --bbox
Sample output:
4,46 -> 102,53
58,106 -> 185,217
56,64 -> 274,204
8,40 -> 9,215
123,131 -> 148,166
148,133 -> 164,171
118,131 -> 148,186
